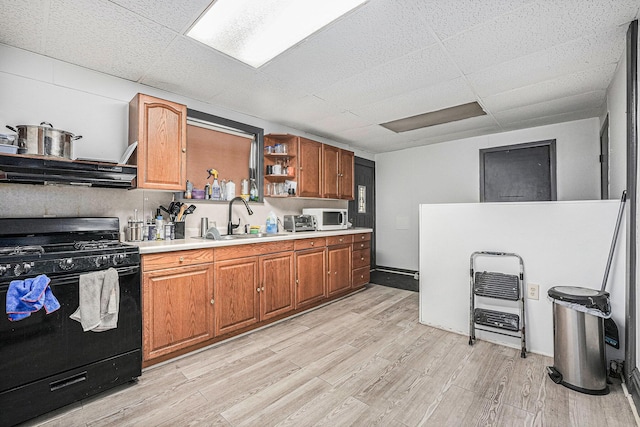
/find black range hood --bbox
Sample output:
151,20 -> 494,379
0,154 -> 137,189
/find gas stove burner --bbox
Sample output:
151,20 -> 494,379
73,240 -> 122,251
0,245 -> 45,256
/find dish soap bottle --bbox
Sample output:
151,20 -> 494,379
266,211 -> 278,234
249,178 -> 258,201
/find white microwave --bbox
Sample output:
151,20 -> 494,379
302,208 -> 348,230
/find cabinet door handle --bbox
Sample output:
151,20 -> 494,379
261,287 -> 265,291
339,238 -> 343,242
361,257 -> 365,261
210,299 -> 214,305
182,148 -> 186,153
179,256 -> 184,262
257,287 -> 261,292
310,242 -> 314,246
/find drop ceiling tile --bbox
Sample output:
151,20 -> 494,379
482,64 -> 616,112
467,26 -> 627,97
315,44 -> 461,109
0,0 -> 48,53
109,0 -> 211,32
421,0 -> 533,40
499,108 -> 603,131
339,124 -> 398,143
307,111 -> 373,134
395,114 -> 500,140
444,0 -> 638,74
211,79 -> 314,122
44,0 -> 176,81
351,77 -> 476,123
493,91 -> 606,125
141,36 -> 258,103
392,125 -> 502,151
260,0 -> 439,94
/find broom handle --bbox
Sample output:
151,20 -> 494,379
601,190 -> 627,292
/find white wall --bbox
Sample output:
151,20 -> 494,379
375,119 -> 601,270
0,44 -> 356,231
419,200 -> 625,360
606,53 -> 628,199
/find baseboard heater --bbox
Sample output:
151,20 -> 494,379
375,265 -> 419,279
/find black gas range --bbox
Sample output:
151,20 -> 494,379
0,217 -> 142,426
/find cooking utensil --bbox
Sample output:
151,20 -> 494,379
6,122 -> 82,159
176,205 -> 188,222
183,204 -> 196,217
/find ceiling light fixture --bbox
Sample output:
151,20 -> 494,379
380,102 -> 487,133
187,0 -> 367,68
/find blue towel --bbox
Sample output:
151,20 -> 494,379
6,274 -> 60,321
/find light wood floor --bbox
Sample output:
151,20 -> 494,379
26,284 -> 637,427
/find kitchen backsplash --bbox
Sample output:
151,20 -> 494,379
1,183 -> 347,239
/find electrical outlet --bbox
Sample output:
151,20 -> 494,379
527,283 -> 539,300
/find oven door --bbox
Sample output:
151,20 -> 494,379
0,265 -> 142,393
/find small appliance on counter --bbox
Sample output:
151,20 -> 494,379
302,208 -> 348,230
283,214 -> 317,232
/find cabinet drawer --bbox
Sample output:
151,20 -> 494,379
352,248 -> 370,269
294,238 -> 326,250
326,235 -> 353,246
353,233 -> 371,242
215,241 -> 294,261
352,266 -> 370,288
143,249 -> 213,271
352,240 -> 371,251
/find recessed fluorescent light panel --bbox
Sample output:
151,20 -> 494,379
187,0 -> 367,68
380,102 -> 487,133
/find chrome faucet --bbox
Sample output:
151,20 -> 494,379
227,197 -> 253,235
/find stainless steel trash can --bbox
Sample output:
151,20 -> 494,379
547,286 -> 610,395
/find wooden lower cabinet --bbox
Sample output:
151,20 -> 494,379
142,233 -> 371,366
215,249 -> 296,334
295,247 -> 327,308
260,252 -> 295,321
352,233 -> 371,288
142,262 -> 214,361
214,257 -> 259,336
327,244 -> 352,295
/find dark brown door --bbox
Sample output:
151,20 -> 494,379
348,157 -> 375,267
600,115 -> 610,199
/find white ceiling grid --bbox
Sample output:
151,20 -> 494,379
0,0 -> 638,153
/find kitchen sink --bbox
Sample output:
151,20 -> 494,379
192,232 -> 280,241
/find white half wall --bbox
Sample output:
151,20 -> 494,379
375,118 -> 601,270
419,200 -> 625,360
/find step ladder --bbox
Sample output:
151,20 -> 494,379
469,251 -> 527,358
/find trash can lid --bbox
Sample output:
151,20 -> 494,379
548,286 -> 610,315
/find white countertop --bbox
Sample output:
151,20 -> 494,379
133,228 -> 373,254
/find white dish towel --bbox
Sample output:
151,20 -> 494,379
70,268 -> 120,332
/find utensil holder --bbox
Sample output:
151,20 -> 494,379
174,222 -> 186,239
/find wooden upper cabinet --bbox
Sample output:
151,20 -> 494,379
129,93 -> 187,190
322,144 -> 340,199
298,137 -> 323,198
339,149 -> 354,200
264,133 -> 354,199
